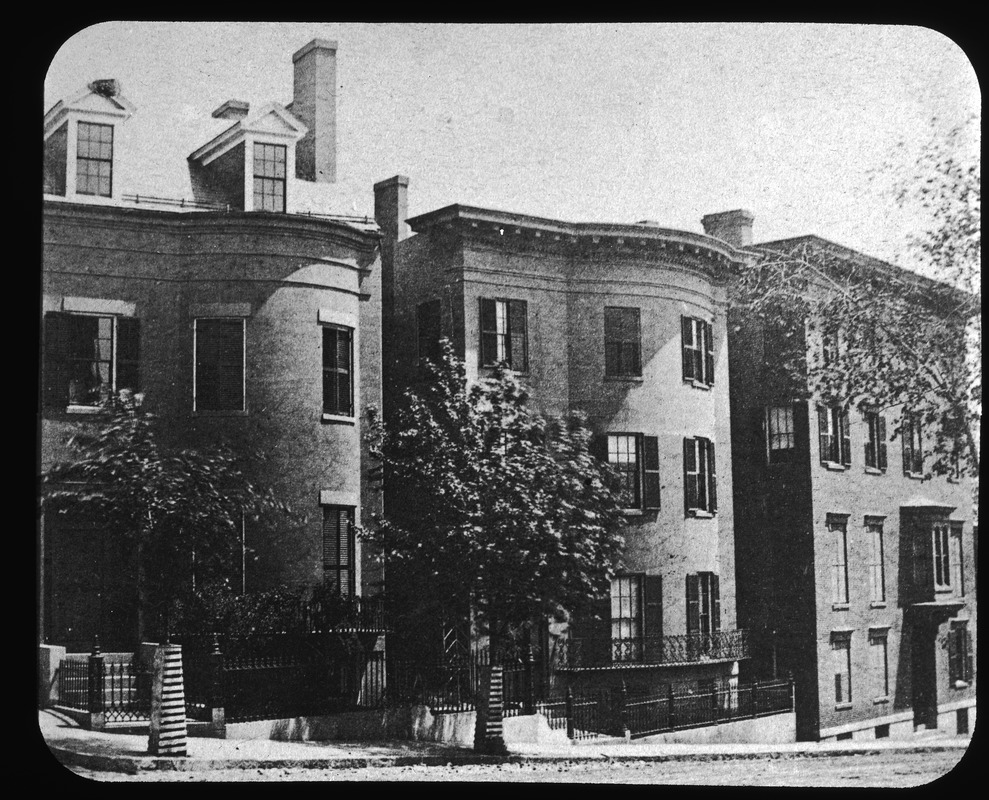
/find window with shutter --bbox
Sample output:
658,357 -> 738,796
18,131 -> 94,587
681,316 -> 714,385
611,575 -> 643,662
604,307 -> 641,377
479,298 -> 528,371
818,405 -> 850,466
43,311 -> 141,410
864,412 -> 888,471
195,318 -> 245,412
607,434 -> 642,510
683,437 -> 716,514
642,574 -> 663,663
322,505 -> 355,597
322,325 -> 354,416
902,413 -> 924,475
948,622 -> 972,686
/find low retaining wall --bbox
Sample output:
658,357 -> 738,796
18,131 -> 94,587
636,712 -> 796,745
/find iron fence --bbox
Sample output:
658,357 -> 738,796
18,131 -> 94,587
559,629 -> 749,668
56,653 -> 152,723
57,657 -> 88,711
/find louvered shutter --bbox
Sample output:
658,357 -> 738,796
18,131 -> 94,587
707,439 -> 717,512
115,317 -> 140,394
817,406 -> 831,464
864,417 -> 876,468
877,415 -> 887,471
840,410 -> 851,466
480,298 -> 497,366
793,401 -> 809,458
686,574 -> 700,636
681,316 -> 694,381
683,438 -> 697,514
704,321 -> 715,385
336,329 -> 352,416
902,416 -> 912,474
643,574 -> 663,663
642,435 -> 661,510
509,300 -> 528,371
43,311 -> 71,408
322,506 -> 355,597
711,574 -> 721,632
196,318 -> 245,412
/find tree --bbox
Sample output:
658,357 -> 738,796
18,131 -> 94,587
42,391 -> 286,641
364,342 -> 626,659
733,117 -> 980,481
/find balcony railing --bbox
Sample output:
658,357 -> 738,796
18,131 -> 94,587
120,194 -> 376,225
556,629 -> 749,669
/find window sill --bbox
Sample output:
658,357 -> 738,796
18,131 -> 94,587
822,462 -> 849,471
321,413 -> 356,425
952,680 -> 970,690
604,375 -> 644,383
622,509 -> 645,517
193,409 -> 248,417
863,466 -> 885,475
684,379 -> 712,391
834,702 -> 853,711
869,601 -> 887,609
481,365 -> 529,377
832,603 -> 850,612
873,697 -> 890,705
687,510 -> 715,519
65,404 -> 103,415
903,472 -> 925,481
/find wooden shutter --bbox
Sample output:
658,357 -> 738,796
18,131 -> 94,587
196,319 -> 244,412
877,415 -> 887,471
590,434 -> 608,463
509,300 -> 528,371
817,406 -> 831,464
711,574 -> 721,632
480,298 -> 497,366
686,574 -> 700,636
642,574 -> 663,663
902,416 -> 912,474
681,316 -> 695,381
840,409 -> 851,466
864,416 -> 876,468
43,311 -> 71,408
642,435 -> 661,510
704,321 -> 715,385
322,506 -> 354,597
706,439 -> 717,512
115,317 -> 140,394
336,328 -> 352,415
683,438 -> 697,514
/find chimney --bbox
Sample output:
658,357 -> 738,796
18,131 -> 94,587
374,175 -> 409,243
292,39 -> 337,183
212,99 -> 250,120
89,79 -> 121,98
701,209 -> 754,248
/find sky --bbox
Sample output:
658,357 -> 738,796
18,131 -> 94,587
43,22 -> 980,271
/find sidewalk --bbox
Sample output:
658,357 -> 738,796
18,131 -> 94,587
40,709 -> 973,775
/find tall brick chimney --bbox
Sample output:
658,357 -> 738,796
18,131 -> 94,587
701,209 -> 754,248
292,39 -> 337,183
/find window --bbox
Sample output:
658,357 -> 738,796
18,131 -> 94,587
869,630 -> 889,700
828,515 -> 849,606
43,312 -> 140,409
831,635 -> 852,706
817,405 -> 851,466
322,326 -> 354,417
766,404 -> 797,464
416,300 -> 442,367
253,142 -> 286,212
947,621 -> 972,687
604,307 -> 641,377
610,575 -> 642,662
605,434 -> 660,511
683,437 -> 717,515
867,518 -> 886,605
480,298 -> 528,371
194,318 -> 245,412
681,316 -> 714,385
76,122 -> 113,197
950,523 -> 965,597
932,522 -> 951,591
322,506 -> 355,597
863,412 -> 888,471
44,123 -> 68,195
686,573 -> 721,647
821,326 -> 840,368
901,413 -> 923,475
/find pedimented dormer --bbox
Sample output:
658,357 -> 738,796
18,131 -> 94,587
43,80 -> 136,203
187,101 -> 308,212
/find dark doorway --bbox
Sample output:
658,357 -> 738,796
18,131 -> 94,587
910,618 -> 938,730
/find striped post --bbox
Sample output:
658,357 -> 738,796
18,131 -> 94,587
148,644 -> 188,756
482,664 -> 507,754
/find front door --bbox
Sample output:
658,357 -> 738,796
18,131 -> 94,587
910,618 -> 938,729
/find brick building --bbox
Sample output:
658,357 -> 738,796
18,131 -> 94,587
374,179 -> 751,692
41,41 -> 384,652
718,214 -> 977,741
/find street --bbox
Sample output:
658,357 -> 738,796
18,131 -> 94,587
63,747 -> 970,786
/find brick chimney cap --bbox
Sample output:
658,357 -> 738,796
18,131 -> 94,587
293,39 -> 338,62
211,99 -> 250,119
701,209 -> 755,225
374,175 -> 410,190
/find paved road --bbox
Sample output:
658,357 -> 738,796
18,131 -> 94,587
64,748 -> 969,786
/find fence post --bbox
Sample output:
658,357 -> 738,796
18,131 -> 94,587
87,636 -> 106,731
524,646 -> 536,715
619,681 -> 630,741
565,687 -> 575,740
667,683 -> 676,730
208,634 -> 226,738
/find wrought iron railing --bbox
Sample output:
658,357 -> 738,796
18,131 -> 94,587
556,629 -> 749,669
121,193 -> 376,225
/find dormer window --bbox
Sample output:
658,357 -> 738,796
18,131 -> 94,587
253,143 -> 286,212
76,122 -> 114,197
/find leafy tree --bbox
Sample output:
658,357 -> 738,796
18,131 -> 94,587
364,342 -> 626,660
733,118 -> 980,481
42,391 -> 287,640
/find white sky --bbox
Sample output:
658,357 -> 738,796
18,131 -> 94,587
44,22 -> 979,270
